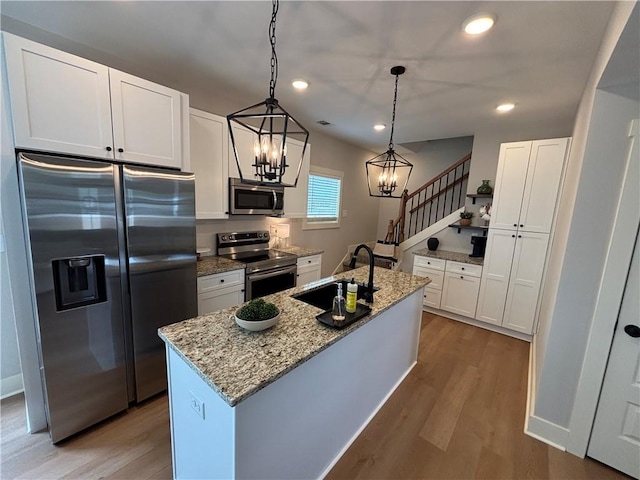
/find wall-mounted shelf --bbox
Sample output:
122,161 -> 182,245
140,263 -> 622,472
449,223 -> 489,236
467,194 -> 493,205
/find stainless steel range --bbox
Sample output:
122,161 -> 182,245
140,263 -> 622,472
217,231 -> 297,300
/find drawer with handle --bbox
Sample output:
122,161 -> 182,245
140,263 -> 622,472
414,255 -> 445,271
445,261 -> 482,278
197,269 -> 244,294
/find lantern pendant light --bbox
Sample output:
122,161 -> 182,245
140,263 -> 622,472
227,0 -> 309,186
366,66 -> 413,198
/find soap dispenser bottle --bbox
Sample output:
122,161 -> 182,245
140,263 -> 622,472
346,278 -> 358,314
332,283 -> 346,321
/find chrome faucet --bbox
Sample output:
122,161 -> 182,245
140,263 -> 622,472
348,244 -> 375,303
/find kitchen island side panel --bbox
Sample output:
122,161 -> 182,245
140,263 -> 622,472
165,289 -> 422,480
167,347 -> 235,480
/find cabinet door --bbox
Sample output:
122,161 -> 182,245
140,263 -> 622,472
475,229 -> 517,325
490,142 -> 532,231
228,124 -> 260,182
519,138 -> 569,233
3,33 -> 114,159
283,140 -> 310,218
296,254 -> 322,286
190,108 -> 228,219
198,288 -> 244,316
413,266 -> 444,291
441,272 -> 480,317
424,287 -> 442,309
109,69 -> 182,168
502,232 -> 549,334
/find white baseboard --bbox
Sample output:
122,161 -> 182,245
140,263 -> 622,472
423,306 -> 533,342
318,361 -> 417,479
524,337 -> 568,451
1,373 -> 24,400
525,415 -> 569,451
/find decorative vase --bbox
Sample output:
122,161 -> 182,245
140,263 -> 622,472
477,180 -> 493,195
459,218 -> 472,226
427,237 -> 439,251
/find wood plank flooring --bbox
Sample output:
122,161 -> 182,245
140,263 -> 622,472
0,313 -> 629,480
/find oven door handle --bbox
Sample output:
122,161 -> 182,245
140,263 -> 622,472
249,265 -> 297,282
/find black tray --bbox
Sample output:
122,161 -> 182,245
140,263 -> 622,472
316,303 -> 372,330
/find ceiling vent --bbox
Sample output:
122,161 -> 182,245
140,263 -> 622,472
316,120 -> 331,126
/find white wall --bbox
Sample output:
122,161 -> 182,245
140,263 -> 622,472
0,217 -> 23,399
533,0 -> 638,433
534,91 -> 638,427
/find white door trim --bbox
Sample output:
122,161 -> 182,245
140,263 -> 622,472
566,119 -> 640,456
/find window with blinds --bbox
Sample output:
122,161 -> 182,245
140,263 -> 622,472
304,167 -> 343,229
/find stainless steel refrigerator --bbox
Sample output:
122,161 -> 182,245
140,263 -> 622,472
17,152 -> 197,443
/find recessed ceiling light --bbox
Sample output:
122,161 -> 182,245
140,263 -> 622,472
374,124 -> 386,131
496,103 -> 516,112
463,13 -> 496,35
292,79 -> 309,90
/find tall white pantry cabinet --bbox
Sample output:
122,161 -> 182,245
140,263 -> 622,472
476,138 -> 571,335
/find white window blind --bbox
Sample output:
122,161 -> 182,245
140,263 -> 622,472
307,173 -> 341,222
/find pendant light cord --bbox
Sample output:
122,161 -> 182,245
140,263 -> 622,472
269,0 -> 279,99
388,72 -> 400,151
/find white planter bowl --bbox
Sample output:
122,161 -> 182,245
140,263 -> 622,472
234,312 -> 280,332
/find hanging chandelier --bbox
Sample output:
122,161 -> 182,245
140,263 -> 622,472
366,66 -> 413,198
227,0 -> 309,186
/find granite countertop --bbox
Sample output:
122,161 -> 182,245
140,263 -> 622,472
197,256 -> 246,277
274,246 -> 324,258
159,266 -> 430,407
414,248 -> 484,266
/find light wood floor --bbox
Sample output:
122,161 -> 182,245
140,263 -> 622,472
1,313 -> 629,480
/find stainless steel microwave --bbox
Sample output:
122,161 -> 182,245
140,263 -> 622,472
229,178 -> 284,215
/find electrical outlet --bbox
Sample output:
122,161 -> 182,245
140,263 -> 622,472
189,391 -> 205,420
343,210 -> 348,217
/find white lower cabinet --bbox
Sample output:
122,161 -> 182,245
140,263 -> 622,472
476,229 -> 549,334
197,269 -> 245,315
441,261 -> 481,317
412,259 -> 444,309
296,254 -> 322,286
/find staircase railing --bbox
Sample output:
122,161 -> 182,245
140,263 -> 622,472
385,152 -> 472,244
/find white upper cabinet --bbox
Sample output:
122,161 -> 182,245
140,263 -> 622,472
282,139 -> 310,218
109,70 -> 182,168
490,138 -> 570,233
490,142 -> 531,231
189,108 -> 228,219
3,33 -> 185,169
228,124 -> 259,182
519,138 -> 570,233
3,33 -> 114,159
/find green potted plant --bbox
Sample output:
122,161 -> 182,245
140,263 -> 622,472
459,211 -> 474,226
234,298 -> 280,331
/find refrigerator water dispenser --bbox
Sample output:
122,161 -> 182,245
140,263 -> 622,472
52,255 -> 107,311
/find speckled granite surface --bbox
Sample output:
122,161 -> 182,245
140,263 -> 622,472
414,248 -> 484,266
274,246 -> 324,258
159,266 -> 429,407
197,256 -> 245,277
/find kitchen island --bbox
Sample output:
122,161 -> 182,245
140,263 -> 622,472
159,266 -> 429,480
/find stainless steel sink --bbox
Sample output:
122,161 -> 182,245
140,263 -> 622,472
292,279 -> 379,311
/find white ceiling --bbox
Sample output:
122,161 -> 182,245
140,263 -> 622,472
0,1 -> 618,151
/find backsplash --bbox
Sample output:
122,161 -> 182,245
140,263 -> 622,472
196,217 -> 296,255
